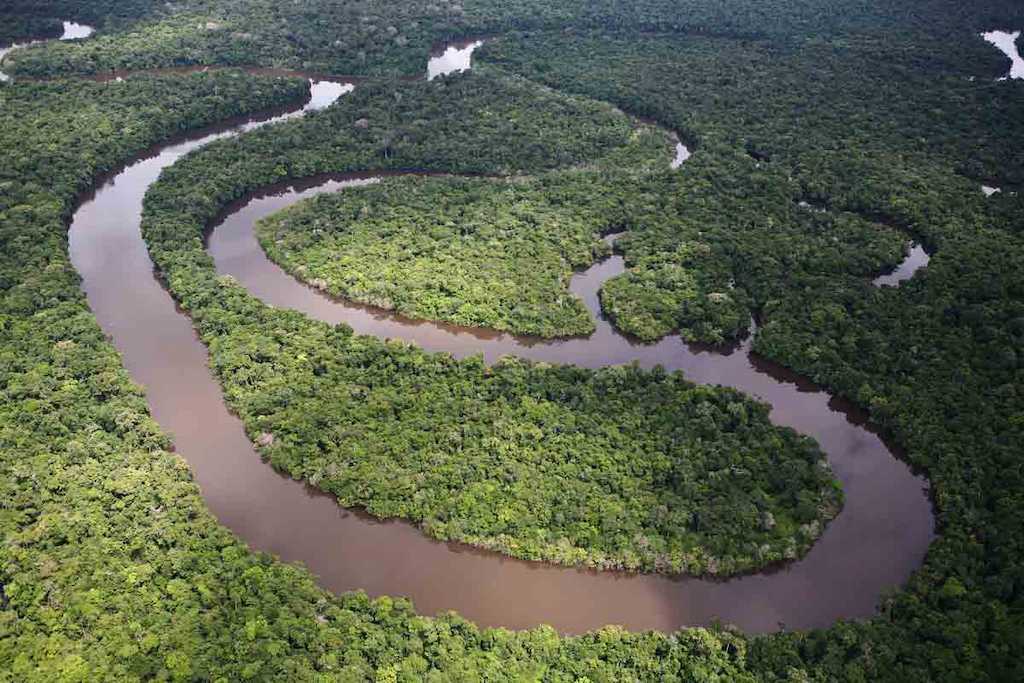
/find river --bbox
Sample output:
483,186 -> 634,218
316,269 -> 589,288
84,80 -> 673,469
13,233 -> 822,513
55,30 -> 934,634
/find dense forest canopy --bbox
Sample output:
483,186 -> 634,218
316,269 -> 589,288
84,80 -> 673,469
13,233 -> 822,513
1,0 -> 1023,681
140,75 -> 841,575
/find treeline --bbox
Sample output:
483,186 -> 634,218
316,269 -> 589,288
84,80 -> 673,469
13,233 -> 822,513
480,25 -> 1024,682
0,0 -> 165,45
0,60 -> 832,680
7,0 -> 1024,78
140,72 -> 839,575
479,30 -> 1024,341
2,0 -> 1024,680
0,67 -> 775,681
3,0 -> 473,77
258,176 -> 607,338
597,147 -> 910,343
255,133 -> 670,338
482,30 -> 1024,190
0,15 -> 63,45
256,65 -> 908,345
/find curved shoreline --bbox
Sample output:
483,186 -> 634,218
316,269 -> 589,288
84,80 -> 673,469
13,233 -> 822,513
0,21 -> 92,80
74,136 -> 932,634
53,36 -> 935,633
982,29 -> 1024,80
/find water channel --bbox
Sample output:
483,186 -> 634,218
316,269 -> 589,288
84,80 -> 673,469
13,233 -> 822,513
30,25 -> 935,634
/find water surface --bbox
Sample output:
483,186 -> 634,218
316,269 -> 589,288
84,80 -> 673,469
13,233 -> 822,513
981,30 -> 1024,80
0,20 -> 93,81
428,38 -> 485,80
61,38 -> 933,636
197,170 -> 933,633
873,243 -> 930,287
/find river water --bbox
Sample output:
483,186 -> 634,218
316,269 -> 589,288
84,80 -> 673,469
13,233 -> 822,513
58,33 -> 934,634
428,37 -> 484,81
0,21 -> 93,81
982,30 -> 1024,80
873,243 -> 930,287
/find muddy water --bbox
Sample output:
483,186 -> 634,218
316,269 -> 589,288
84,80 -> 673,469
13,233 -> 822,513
796,202 -> 930,287
198,172 -> 934,633
0,21 -> 93,81
66,42 -> 933,634
982,30 -> 1024,80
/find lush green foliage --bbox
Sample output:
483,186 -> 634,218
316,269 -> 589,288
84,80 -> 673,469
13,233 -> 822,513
259,176 -> 607,337
223,305 -> 838,574
7,0 -> 1024,78
479,22 -> 1024,683
255,125 -> 669,337
0,67 -> 767,682
3,0 -> 469,77
139,73 -> 838,574
0,72 -> 307,291
0,1 -> 166,45
4,0 -> 1024,680
253,70 -> 907,345
479,30 -> 1024,341
0,15 -> 62,45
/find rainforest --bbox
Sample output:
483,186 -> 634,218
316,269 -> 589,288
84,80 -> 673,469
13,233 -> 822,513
1,1 -> 1023,681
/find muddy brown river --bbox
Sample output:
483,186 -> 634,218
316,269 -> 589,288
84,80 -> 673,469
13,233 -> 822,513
61,39 -> 934,634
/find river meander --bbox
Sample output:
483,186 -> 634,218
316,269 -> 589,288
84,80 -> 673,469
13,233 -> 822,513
50,30 -> 935,634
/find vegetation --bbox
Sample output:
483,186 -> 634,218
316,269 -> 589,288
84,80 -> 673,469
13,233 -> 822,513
0,65 -> 770,682
479,30 -> 1024,341
258,176 -> 608,337
2,0 -> 469,77
3,0 -> 1024,680
0,15 -> 63,45
217,307 -> 839,575
137,73 -> 838,574
479,23 -> 1024,682
255,125 -> 670,337
7,0 -> 1024,78
0,1 -> 167,46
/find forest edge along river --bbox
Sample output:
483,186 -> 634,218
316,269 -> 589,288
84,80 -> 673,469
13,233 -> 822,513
982,30 -> 1024,80
54,29 -> 935,633
0,20 -> 92,81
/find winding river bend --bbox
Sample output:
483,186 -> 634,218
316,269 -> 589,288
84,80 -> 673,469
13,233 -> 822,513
60,41 -> 933,634
873,243 -> 931,287
0,20 -> 92,80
